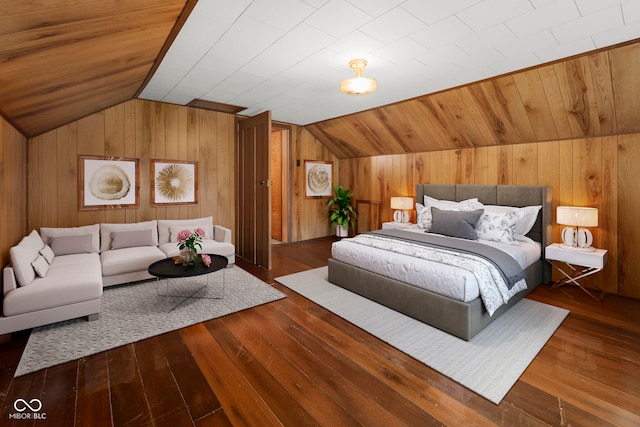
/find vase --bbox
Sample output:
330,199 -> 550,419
179,249 -> 197,265
336,225 -> 348,237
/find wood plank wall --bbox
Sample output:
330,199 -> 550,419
338,135 -> 640,299
0,117 -> 28,274
27,100 -> 236,242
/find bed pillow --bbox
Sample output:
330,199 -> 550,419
50,234 -> 94,256
481,205 -> 542,236
430,207 -> 484,240
111,229 -> 155,250
476,210 -> 519,245
418,197 -> 480,230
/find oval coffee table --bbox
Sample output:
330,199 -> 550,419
148,254 -> 228,311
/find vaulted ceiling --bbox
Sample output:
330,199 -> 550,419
2,1 -> 640,159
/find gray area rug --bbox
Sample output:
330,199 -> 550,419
16,266 -> 285,377
275,266 -> 569,404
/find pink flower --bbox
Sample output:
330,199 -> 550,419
177,229 -> 191,243
201,254 -> 211,267
194,227 -> 206,237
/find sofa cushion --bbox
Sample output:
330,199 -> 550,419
41,224 -> 100,253
100,220 -> 158,252
3,253 -> 103,316
50,234 -> 94,256
100,246 -> 166,276
159,240 -> 235,259
39,245 -> 55,264
9,230 -> 45,287
157,217 -> 213,244
110,229 -> 155,250
32,255 -> 50,278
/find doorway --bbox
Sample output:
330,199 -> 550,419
271,125 -> 291,244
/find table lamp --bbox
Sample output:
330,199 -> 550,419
556,206 -> 598,251
391,197 -> 413,223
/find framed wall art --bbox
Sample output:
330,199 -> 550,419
304,160 -> 333,198
79,156 -> 140,210
151,159 -> 198,205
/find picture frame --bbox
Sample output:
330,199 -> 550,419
304,160 -> 333,198
151,159 -> 198,206
79,156 -> 140,210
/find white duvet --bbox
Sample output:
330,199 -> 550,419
331,229 -> 541,315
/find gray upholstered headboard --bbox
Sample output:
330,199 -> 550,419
416,184 -> 552,282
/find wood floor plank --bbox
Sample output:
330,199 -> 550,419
180,323 -> 282,426
134,335 -> 194,426
107,344 -> 153,427
38,362 -> 78,426
156,330 -> 223,421
0,368 -> 45,427
76,353 -> 113,427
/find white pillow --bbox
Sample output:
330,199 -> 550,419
481,205 -> 541,236
39,245 -> 55,264
416,203 -> 430,229
476,210 -> 519,245
32,255 -> 50,278
100,220 -> 158,252
9,230 -> 45,287
41,224 -> 100,253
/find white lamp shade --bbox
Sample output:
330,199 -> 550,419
390,197 -> 414,210
556,206 -> 598,227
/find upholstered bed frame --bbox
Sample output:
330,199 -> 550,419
327,184 -> 552,340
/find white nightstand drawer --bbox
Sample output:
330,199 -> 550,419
545,243 -> 607,268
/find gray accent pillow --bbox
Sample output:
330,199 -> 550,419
50,234 -> 94,256
111,229 -> 154,250
430,207 -> 484,240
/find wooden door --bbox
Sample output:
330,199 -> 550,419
237,111 -> 272,269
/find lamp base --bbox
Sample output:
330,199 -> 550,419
393,210 -> 410,223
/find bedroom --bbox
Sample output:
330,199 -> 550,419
1,1 -> 639,425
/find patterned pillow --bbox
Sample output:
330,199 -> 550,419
476,210 -> 520,244
416,203 -> 431,230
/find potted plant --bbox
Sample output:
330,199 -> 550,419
327,184 -> 357,237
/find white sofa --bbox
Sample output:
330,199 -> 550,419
1,217 -> 235,335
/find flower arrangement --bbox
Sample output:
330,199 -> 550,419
201,253 -> 212,267
177,228 -> 205,254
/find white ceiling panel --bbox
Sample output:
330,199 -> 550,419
140,0 -> 640,125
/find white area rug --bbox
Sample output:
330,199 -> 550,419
275,266 -> 569,404
16,266 -> 285,377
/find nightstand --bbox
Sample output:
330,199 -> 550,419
382,221 -> 416,231
545,243 -> 608,302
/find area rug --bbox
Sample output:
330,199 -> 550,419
275,266 -> 569,404
16,266 -> 285,377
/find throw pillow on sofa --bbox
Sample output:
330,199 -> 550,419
39,245 -> 55,263
9,230 -> 46,286
50,234 -> 94,256
110,229 -> 155,250
31,255 -> 50,278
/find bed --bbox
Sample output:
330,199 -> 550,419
327,184 -> 552,340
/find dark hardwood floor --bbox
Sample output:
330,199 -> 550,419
1,236 -> 638,426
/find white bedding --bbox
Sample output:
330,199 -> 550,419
331,229 -> 541,309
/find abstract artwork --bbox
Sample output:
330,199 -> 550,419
151,160 -> 198,205
304,160 -> 332,198
79,156 -> 139,210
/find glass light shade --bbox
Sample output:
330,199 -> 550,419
556,206 -> 598,227
340,76 -> 377,95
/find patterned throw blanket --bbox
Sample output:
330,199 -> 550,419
350,230 -> 528,315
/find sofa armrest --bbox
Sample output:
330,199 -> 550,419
3,266 -> 18,296
214,225 -> 232,243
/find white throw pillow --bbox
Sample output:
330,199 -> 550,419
32,255 -> 50,278
416,203 -> 431,229
39,245 -> 55,264
9,230 -> 45,287
476,210 -> 519,245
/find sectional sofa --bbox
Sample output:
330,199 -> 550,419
1,217 -> 235,335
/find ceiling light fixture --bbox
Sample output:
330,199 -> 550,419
340,59 -> 377,95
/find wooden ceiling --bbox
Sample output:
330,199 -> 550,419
306,40 -> 640,159
0,0 -> 192,137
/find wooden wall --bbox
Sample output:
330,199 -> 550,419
27,100 -> 236,241
0,117 -> 28,271
338,135 -> 640,299
290,127 -> 341,241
